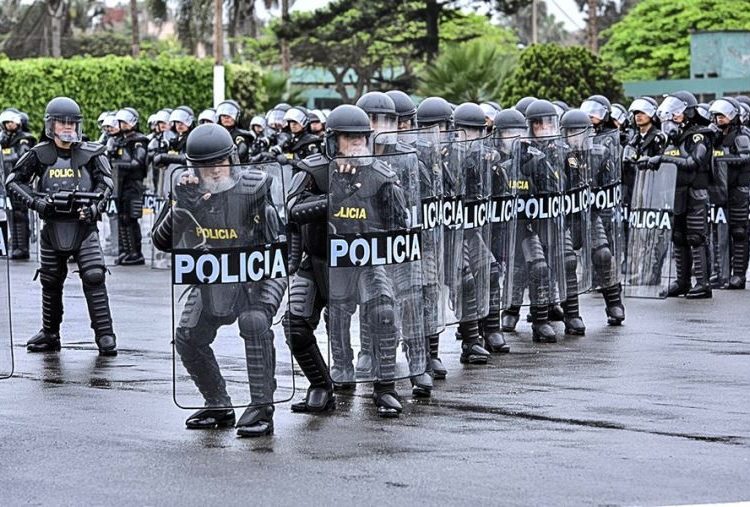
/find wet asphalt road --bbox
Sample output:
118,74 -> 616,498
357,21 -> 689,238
1,259 -> 749,506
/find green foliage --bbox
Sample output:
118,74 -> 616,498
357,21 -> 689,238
61,32 -> 132,58
500,44 -> 623,106
600,0 -> 750,81
257,72 -> 305,112
439,11 -> 518,50
0,56 -> 265,135
418,39 -> 517,103
225,62 -> 268,120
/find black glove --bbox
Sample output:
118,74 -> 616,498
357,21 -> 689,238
34,197 -> 54,219
276,153 -> 288,165
269,145 -> 283,156
174,174 -> 203,210
78,203 -> 100,224
153,153 -> 164,166
647,155 -> 662,170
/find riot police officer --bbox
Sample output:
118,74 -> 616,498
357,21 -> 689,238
621,97 -> 667,286
655,91 -> 713,299
278,107 -> 322,168
452,102 -> 503,357
5,97 -> 117,355
287,104 -> 408,418
308,109 -> 326,138
709,97 -> 750,289
1,108 -> 37,259
386,90 -> 417,131
216,100 -> 253,163
198,108 -> 216,125
151,123 -> 285,436
109,107 -> 149,265
152,106 -> 193,195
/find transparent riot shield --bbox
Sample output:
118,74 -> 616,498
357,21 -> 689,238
591,129 -> 625,290
623,162 -> 677,298
99,163 -> 120,265
709,150 -> 730,287
169,163 -> 293,409
327,152 -> 426,384
0,212 -> 13,379
504,136 -> 568,310
487,136 -> 518,315
376,126 -> 446,335
562,131 -> 593,296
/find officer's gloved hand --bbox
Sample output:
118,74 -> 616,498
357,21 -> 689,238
34,197 -> 54,219
276,153 -> 288,165
647,155 -> 662,170
152,153 -> 164,166
174,172 -> 204,210
269,145 -> 283,156
78,204 -> 100,224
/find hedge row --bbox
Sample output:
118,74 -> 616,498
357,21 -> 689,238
0,55 -> 266,138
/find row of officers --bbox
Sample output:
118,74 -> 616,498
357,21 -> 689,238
1,89 -> 748,437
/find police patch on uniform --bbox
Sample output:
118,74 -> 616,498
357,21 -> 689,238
693,134 -> 704,143
235,136 -> 246,144
568,157 -> 578,168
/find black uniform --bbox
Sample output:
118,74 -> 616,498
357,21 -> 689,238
662,126 -> 712,295
1,128 -> 36,258
152,167 -> 286,409
109,131 -> 149,263
714,124 -> 750,288
5,140 -> 117,354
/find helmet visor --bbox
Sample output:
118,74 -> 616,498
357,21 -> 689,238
170,109 -> 193,127
528,115 -> 560,137
657,96 -> 687,122
0,110 -> 22,125
581,100 -> 609,121
47,116 -> 83,143
628,98 -> 657,117
709,99 -> 738,121
115,109 -> 138,127
611,106 -> 628,124
216,102 -> 240,121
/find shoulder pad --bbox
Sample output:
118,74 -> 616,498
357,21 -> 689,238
590,145 -> 607,156
31,141 -> 58,165
394,141 -> 415,154
735,134 -> 750,153
298,153 -> 329,191
527,146 -> 543,157
370,159 -> 398,180
237,168 -> 269,194
355,160 -> 398,198
128,133 -> 150,146
77,141 -> 107,156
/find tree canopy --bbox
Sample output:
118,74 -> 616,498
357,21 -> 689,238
600,0 -> 750,82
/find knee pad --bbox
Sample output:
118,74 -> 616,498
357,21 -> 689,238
238,309 -> 272,336
364,297 -> 395,327
730,225 -> 747,242
592,246 -> 612,268
528,259 -> 549,282
686,233 -> 705,247
672,231 -> 687,246
80,266 -> 106,286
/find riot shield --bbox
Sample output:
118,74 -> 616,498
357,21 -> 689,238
327,152 -> 426,384
99,164 -> 120,265
457,132 -> 492,323
170,163 -> 293,409
623,162 -> 677,298
504,136 -> 568,309
487,136 -> 518,315
0,206 -> 13,379
590,129 -> 625,290
375,126 -> 446,335
562,131 -> 593,296
709,150 -> 730,287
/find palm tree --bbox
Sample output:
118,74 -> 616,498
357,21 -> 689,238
418,39 -> 517,104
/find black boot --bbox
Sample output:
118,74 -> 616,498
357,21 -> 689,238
459,320 -> 490,365
10,209 -> 30,260
373,381 -> 402,418
95,335 -> 118,356
531,305 -> 556,343
115,217 -> 129,265
665,246 -> 691,297
501,305 -> 520,332
561,298 -> 586,336
686,245 -> 712,299
727,231 -> 748,289
27,330 -> 61,352
726,275 -> 746,290
602,283 -> 626,325
185,408 -> 236,429
236,405 -> 274,437
410,372 -> 433,398
82,281 -> 118,356
427,333 -> 446,380
290,343 -> 336,413
548,304 -> 564,322
480,313 -> 510,353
